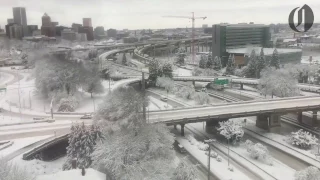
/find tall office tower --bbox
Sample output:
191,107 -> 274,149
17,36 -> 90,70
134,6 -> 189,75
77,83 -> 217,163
83,18 -> 92,27
41,13 -> 56,37
12,7 -> 28,36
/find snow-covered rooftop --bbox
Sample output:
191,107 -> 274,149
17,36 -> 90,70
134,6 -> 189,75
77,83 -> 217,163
227,47 -> 302,56
36,168 -> 105,180
283,39 -> 297,43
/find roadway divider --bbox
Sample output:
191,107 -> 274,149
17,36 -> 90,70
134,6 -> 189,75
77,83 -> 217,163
0,120 -> 55,127
45,112 -> 91,115
0,141 -> 13,151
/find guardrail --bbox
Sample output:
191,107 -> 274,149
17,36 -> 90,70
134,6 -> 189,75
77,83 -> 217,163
22,134 -> 68,160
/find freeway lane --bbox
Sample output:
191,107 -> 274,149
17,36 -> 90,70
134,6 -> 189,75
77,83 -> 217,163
148,96 -> 320,123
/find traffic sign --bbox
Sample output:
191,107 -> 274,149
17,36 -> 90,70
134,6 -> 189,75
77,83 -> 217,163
214,79 -> 229,85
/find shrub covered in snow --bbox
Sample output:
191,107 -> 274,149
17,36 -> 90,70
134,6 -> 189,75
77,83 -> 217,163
194,92 -> 210,105
245,140 -> 273,165
173,159 -> 198,180
156,76 -> 175,93
217,120 -> 244,143
288,129 -> 318,149
0,158 -> 33,180
294,166 -> 320,180
175,86 -> 195,100
186,134 -> 198,146
58,96 -> 79,112
197,142 -> 209,151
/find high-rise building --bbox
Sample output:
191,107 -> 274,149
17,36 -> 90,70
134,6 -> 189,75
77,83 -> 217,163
12,7 -> 28,36
41,13 -> 56,37
7,19 -> 14,24
94,26 -> 105,39
55,26 -> 67,36
202,24 -> 208,28
211,24 -> 271,66
27,25 -> 38,36
72,23 -> 82,33
61,29 -> 77,41
79,26 -> 94,41
83,18 -> 92,27
77,33 -> 87,42
9,24 -> 23,39
107,29 -> 117,38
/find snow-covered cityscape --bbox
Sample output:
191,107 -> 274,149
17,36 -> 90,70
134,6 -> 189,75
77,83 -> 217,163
1,1 -> 320,180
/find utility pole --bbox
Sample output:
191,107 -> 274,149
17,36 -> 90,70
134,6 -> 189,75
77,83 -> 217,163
18,75 -> 22,121
204,139 -> 216,180
142,72 -> 146,121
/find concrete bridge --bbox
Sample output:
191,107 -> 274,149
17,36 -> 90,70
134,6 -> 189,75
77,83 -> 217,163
147,96 -> 320,135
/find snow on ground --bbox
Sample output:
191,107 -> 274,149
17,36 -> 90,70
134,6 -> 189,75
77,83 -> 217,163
0,71 -> 14,86
190,122 -> 296,180
0,135 -> 52,157
36,168 -> 105,180
149,88 -> 198,106
0,120 -> 72,131
149,96 -> 172,110
175,67 -> 192,76
176,134 -> 251,180
12,155 -> 66,178
0,115 -> 33,125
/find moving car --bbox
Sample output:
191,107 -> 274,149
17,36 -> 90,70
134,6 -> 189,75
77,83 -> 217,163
80,113 -> 92,119
173,140 -> 186,153
160,96 -> 168,102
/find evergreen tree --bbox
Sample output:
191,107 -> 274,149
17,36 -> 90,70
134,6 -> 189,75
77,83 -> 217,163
256,48 -> 266,78
226,54 -> 235,75
199,55 -> 207,69
213,56 -> 222,71
270,49 -> 280,69
162,61 -> 173,78
122,53 -> 127,65
206,52 -> 214,69
63,123 -> 102,170
148,58 -> 162,85
245,50 -> 257,78
176,48 -> 186,65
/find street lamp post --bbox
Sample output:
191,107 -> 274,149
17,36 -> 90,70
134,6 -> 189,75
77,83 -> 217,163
204,139 -> 216,180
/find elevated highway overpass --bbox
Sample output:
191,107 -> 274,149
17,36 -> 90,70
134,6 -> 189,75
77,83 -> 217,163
148,96 -> 320,135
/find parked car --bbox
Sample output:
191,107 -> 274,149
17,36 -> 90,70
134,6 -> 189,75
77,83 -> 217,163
80,113 -> 92,119
44,118 -> 55,123
160,96 -> 168,102
173,140 -> 186,153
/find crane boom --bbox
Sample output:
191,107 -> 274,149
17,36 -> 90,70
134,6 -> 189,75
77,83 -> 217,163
163,12 -> 207,64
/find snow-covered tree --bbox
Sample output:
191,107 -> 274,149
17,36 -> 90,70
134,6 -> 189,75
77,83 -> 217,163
256,48 -> 266,78
242,50 -> 258,78
259,67 -> 300,98
176,48 -> 186,65
199,55 -> 207,69
217,120 -> 244,143
270,49 -> 280,69
82,61 -> 104,98
63,123 -> 102,170
57,95 -> 80,112
0,157 -> 33,180
156,76 -> 175,93
175,85 -> 195,100
194,92 -> 210,105
95,87 -> 147,130
92,123 -> 175,180
213,56 -> 222,71
173,159 -> 198,180
288,129 -> 318,149
226,54 -> 235,75
162,60 -> 173,78
206,53 -> 214,69
148,58 -> 162,85
245,140 -> 273,165
122,53 -> 127,65
295,166 -> 320,180
88,49 -> 98,59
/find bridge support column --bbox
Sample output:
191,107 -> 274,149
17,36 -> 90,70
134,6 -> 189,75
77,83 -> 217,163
256,113 -> 281,132
174,124 -> 177,130
185,46 -> 188,52
313,111 -> 318,125
180,124 -> 185,136
192,81 -> 196,88
297,111 -> 303,123
240,83 -> 244,90
206,118 -> 228,133
202,45 -> 204,52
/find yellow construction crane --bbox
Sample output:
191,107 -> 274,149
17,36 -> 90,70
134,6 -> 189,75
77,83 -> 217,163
163,12 -> 207,64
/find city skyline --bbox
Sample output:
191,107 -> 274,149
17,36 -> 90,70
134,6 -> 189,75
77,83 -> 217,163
0,0 -> 319,30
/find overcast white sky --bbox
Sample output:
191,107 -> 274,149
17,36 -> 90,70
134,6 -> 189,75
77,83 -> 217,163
0,0 -> 319,30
